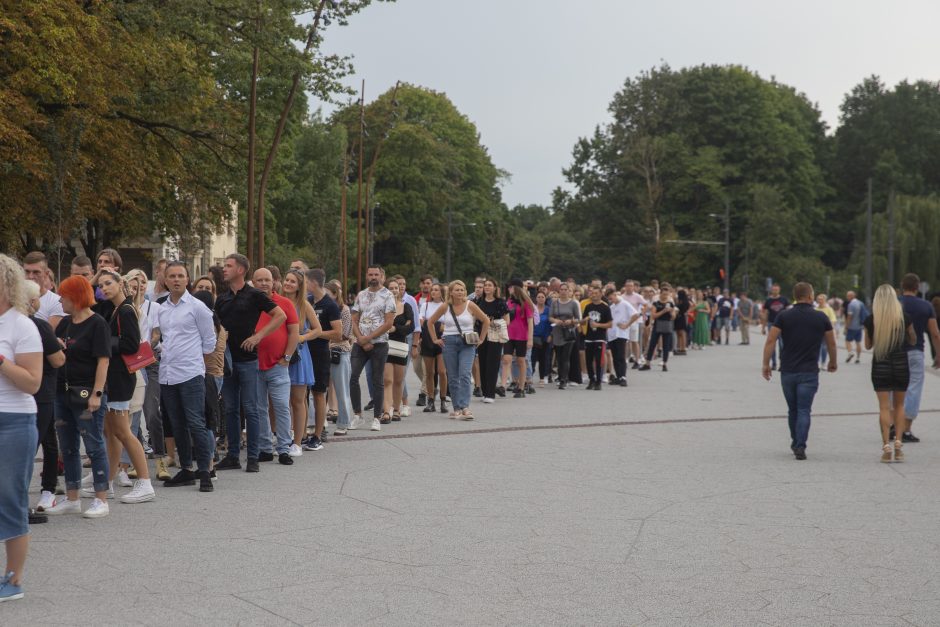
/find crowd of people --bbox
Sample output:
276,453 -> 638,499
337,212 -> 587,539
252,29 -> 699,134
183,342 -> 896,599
2,247 -> 939,603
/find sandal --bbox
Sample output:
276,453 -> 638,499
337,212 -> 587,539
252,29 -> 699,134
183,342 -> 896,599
379,412 -> 392,425
461,408 -> 474,421
449,410 -> 459,419
392,412 -> 401,422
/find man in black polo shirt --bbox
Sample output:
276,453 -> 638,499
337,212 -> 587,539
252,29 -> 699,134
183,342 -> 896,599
214,253 -> 286,473
304,268 -> 343,448
762,282 -> 837,460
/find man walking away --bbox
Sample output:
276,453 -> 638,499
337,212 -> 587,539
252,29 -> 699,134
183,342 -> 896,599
737,292 -> 755,345
761,284 -> 789,369
844,290 -> 865,364
898,274 -> 940,443
762,282 -> 837,460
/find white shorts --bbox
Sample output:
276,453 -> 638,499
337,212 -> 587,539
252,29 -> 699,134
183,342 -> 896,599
628,324 -> 640,343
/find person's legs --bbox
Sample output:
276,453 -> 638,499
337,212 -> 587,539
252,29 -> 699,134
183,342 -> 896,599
584,343 -> 598,383
392,364 -> 405,414
82,404 -> 110,496
235,361 -> 263,461
661,333 -> 673,364
264,366 -> 293,455
435,354 -> 448,402
556,342 -> 572,384
0,412 -> 37,587
456,342 -> 476,409
143,363 -> 165,457
332,352 -> 354,427
54,397 -> 83,498
119,410 -> 144,468
290,385 -> 307,445
412,349 -> 426,399
422,355 -> 437,404
478,341 -> 498,398
178,376 -> 211,472
368,343 -> 389,419
780,372 -> 798,448
348,345 -> 368,416
222,366 -> 242,458
740,319 -> 750,344
442,337 -> 460,408
903,350 -> 925,433
892,390 -> 907,443
793,372 -> 819,450
256,371 -> 276,455
514,353 -> 526,391
876,391 -> 893,445
383,362 -> 394,415
162,385 -> 192,469
35,402 -> 57,494
364,359 -> 374,405
819,343 -> 828,365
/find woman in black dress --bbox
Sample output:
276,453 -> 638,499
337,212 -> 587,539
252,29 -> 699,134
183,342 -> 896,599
674,288 -> 690,354
864,284 -> 916,463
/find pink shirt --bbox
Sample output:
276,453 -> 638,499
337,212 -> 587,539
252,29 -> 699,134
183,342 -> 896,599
507,300 -> 533,341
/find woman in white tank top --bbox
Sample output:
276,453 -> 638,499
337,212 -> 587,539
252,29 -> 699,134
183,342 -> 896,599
426,280 -> 490,419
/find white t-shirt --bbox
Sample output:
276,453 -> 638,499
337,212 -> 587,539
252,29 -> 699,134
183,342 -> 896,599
607,300 -> 638,341
36,289 -> 65,323
419,301 -> 447,324
0,308 -> 42,412
139,300 -> 162,343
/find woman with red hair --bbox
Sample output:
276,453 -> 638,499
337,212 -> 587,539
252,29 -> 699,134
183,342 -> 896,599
44,276 -> 112,519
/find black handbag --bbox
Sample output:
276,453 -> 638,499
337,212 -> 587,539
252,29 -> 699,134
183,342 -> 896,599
330,347 -> 342,364
63,320 -> 94,411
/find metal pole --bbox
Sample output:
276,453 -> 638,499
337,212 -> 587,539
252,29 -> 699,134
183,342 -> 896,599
865,178 -> 872,306
368,203 -> 376,266
339,149 -> 349,288
446,210 -> 452,283
355,80 -> 365,292
887,190 -> 895,286
723,199 -> 730,292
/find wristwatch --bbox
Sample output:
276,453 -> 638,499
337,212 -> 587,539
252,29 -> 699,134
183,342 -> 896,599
94,390 -> 103,397
283,354 -> 292,361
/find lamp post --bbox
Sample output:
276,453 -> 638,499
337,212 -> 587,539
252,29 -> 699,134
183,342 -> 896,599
446,209 -> 476,282
709,200 -> 731,292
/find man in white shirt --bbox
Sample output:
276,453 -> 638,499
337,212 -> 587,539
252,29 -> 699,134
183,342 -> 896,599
23,251 -> 64,330
606,288 -> 640,386
350,265 -> 396,431
621,280 -> 647,367
157,261 -> 217,492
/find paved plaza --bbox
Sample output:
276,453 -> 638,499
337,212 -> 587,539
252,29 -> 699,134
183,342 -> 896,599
8,340 -> 940,626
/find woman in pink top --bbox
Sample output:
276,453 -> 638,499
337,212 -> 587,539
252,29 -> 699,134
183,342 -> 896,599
501,280 -> 534,399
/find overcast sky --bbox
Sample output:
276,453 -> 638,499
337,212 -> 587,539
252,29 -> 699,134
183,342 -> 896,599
319,0 -> 940,208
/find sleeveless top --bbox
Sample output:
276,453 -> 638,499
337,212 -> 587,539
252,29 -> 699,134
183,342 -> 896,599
441,303 -> 474,336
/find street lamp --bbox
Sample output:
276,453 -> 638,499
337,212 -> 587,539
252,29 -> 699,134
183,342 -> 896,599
709,199 -> 731,292
446,209 -> 476,282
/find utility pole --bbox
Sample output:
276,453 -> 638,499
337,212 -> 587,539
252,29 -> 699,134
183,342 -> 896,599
864,178 -> 872,306
887,189 -> 895,287
355,80 -> 365,292
339,149 -> 349,289
723,199 -> 731,292
446,209 -> 453,283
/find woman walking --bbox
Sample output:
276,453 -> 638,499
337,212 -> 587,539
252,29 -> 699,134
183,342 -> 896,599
383,278 -> 414,422
0,254 -> 43,602
281,269 -> 321,454
475,278 -> 508,404
549,283 -> 581,389
864,284 -> 916,462
426,280 -> 489,419
419,283 -> 448,414
640,283 -> 677,372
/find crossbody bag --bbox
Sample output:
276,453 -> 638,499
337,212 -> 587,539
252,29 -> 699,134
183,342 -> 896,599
450,305 -> 480,346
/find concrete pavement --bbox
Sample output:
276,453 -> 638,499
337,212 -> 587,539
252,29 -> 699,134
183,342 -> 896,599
8,337 -> 940,626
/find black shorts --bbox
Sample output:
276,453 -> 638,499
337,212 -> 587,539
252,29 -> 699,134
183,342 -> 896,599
310,343 -> 331,393
503,339 -> 528,358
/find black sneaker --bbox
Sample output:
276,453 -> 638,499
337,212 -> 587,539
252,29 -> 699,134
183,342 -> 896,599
631,362 -> 639,370
416,393 -> 427,407
594,382 -> 602,391
303,436 -> 323,451
513,390 -> 525,398
586,381 -> 596,390
29,508 -> 48,524
364,400 -> 375,411
258,451 -> 274,462
495,386 -> 506,398
215,456 -> 241,471
638,364 -> 651,371
525,384 -> 536,395
164,469 -> 196,487
245,459 -> 260,473
473,387 -> 482,398
440,400 -> 449,413
199,471 -> 214,492
278,453 -> 294,466
794,447 -> 807,460
558,381 -> 567,390
903,431 -> 920,443
423,399 -> 436,413
508,382 -> 518,392
619,378 -> 628,387
209,469 -> 217,480
662,364 -> 668,372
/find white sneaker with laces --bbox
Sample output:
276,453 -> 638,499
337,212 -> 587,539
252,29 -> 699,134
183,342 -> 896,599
45,498 -> 81,516
401,405 -> 411,417
482,397 -> 494,404
36,491 -> 56,512
83,498 -> 110,518
80,483 -> 114,499
348,415 -> 363,430
120,480 -> 155,504
117,469 -> 133,487
370,418 -> 381,431
288,444 -> 303,457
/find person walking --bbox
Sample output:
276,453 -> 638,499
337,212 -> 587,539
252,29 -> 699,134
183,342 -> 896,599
897,273 -> 940,443
762,282 -> 836,460
864,284 -> 916,462
349,265 -> 396,431
815,293 -> 837,366
0,255 -> 43,601
640,284 -> 677,372
425,280 -> 489,419
156,262 -> 218,492
844,290 -> 865,364
762,284 -> 790,369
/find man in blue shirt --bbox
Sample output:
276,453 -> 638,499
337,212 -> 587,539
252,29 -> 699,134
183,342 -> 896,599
762,282 -> 837,460
844,290 -> 864,364
898,274 -> 940,442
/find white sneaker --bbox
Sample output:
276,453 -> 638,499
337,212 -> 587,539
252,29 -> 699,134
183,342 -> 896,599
370,418 -> 381,431
120,480 -> 155,504
80,483 -> 114,499
45,498 -> 81,515
81,473 -> 93,487
288,444 -> 303,457
333,427 -> 347,435
36,490 -> 57,512
482,397 -> 495,404
83,498 -> 110,518
116,469 -> 133,487
348,415 -> 363,430
401,405 -> 411,417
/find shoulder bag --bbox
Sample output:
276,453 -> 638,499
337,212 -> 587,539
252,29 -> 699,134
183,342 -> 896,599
450,305 -> 479,346
63,320 -> 93,410
115,304 -> 157,374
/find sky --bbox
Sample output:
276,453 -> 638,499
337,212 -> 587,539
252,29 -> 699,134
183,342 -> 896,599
318,0 -> 940,208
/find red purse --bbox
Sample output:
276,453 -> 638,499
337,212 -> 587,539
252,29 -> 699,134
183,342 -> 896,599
116,305 -> 157,373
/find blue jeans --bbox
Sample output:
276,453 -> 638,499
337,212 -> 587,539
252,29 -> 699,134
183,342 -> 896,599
330,351 -> 354,427
443,336 -> 475,410
55,394 -> 109,492
350,343 -> 388,418
0,412 -> 37,541
162,375 -> 212,472
780,371 -> 819,449
819,343 -> 828,364
258,365 -> 292,454
223,360 -> 263,460
120,410 -> 144,466
904,350 -> 925,420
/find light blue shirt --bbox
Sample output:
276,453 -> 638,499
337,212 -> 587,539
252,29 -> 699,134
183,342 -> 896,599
157,291 -> 217,385
846,298 -> 863,330
402,293 -> 421,333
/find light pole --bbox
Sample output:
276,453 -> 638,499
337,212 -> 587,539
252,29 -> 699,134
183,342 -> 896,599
708,199 -> 731,292
445,209 -> 476,282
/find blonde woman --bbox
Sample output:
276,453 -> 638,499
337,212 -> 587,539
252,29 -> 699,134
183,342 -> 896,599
281,269 -> 321,454
426,280 -> 490,419
864,284 -> 916,462
816,293 -> 837,365
325,280 -> 355,435
382,278 -> 414,422
419,283 -> 448,414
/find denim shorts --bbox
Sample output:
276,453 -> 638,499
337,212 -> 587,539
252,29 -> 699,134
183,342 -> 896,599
845,328 -> 862,342
0,412 -> 38,541
107,399 -> 131,411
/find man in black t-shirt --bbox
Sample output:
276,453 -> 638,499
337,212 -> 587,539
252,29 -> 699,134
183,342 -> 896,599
304,269 -> 343,446
762,283 -> 790,369
582,286 -> 612,390
716,290 -> 734,345
762,282 -> 836,460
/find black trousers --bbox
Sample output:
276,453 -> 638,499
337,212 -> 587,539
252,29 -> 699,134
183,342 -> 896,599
585,341 -> 606,383
554,341 -> 573,383
531,339 -> 552,379
478,340 -> 502,399
568,342 -> 583,384
646,331 -> 674,363
36,400 -> 58,493
608,338 -> 627,380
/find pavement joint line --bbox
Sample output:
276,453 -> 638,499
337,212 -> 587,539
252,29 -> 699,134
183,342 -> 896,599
326,409 -> 940,443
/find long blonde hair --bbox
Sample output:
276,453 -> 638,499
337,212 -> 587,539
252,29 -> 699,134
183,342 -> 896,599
124,269 -> 149,311
871,284 -> 904,361
0,254 -> 29,314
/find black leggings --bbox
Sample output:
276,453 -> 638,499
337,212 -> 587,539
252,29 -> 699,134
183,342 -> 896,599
608,338 -> 627,379
531,339 -> 551,379
36,401 -> 58,493
646,331 -> 673,363
554,342 -> 573,383
477,340 -> 502,399
585,342 -> 606,383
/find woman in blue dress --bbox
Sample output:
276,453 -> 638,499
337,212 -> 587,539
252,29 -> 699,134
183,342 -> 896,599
281,270 -> 321,456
